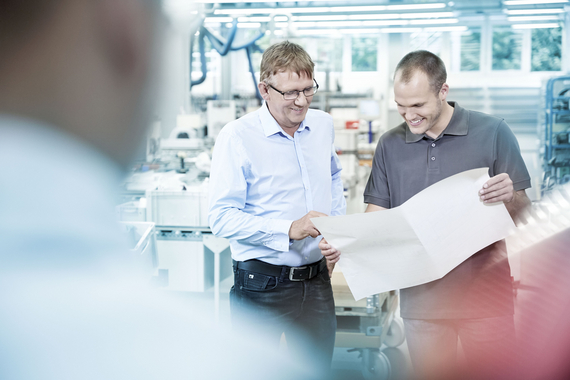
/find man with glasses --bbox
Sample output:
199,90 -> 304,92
209,41 -> 345,377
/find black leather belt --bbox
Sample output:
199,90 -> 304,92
234,257 -> 326,281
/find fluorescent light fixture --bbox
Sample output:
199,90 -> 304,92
424,26 -> 468,31
504,0 -> 568,5
274,16 -> 289,22
512,22 -> 560,28
381,27 -> 423,33
214,3 -> 446,15
295,15 -> 348,22
386,3 -> 446,10
294,12 -> 454,22
508,15 -> 560,21
205,17 -> 233,23
237,16 -> 271,22
409,18 -> 458,24
399,12 -> 455,18
506,8 -> 565,14
295,29 -> 340,36
340,28 -> 380,34
360,20 -> 411,26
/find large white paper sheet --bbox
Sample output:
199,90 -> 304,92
312,168 -> 517,300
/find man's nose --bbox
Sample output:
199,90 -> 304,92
404,108 -> 415,120
294,92 -> 308,106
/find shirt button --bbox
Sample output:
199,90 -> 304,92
432,143 -> 436,147
431,157 -> 436,161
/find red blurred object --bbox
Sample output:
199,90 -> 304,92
345,120 -> 359,129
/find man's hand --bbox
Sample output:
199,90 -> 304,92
479,173 -> 514,204
319,238 -> 340,263
289,210 -> 327,240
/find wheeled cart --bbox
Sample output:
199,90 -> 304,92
332,271 -> 405,380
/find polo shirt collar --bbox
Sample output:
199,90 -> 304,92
405,101 -> 468,143
259,102 -> 309,137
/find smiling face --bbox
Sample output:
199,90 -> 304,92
259,70 -> 314,136
394,69 -> 451,139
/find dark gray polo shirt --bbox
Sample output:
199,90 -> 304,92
364,102 -> 531,319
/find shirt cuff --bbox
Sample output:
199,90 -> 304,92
264,219 -> 293,252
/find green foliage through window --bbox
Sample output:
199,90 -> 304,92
531,27 -> 562,72
352,37 -> 378,72
460,31 -> 480,71
492,28 -> 522,70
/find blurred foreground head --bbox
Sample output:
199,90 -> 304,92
0,0 -> 161,168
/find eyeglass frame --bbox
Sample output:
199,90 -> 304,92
265,79 -> 319,100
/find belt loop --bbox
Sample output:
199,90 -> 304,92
279,266 -> 287,282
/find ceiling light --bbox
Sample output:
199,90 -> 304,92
214,3 -> 447,16
512,22 -> 561,28
506,8 -> 565,14
399,12 -> 455,18
508,15 -> 560,21
381,28 -> 423,33
339,28 -> 380,34
425,26 -> 468,31
295,29 -> 340,36
504,0 -> 568,5
294,15 -> 349,22
294,12 -> 455,23
386,3 -> 447,10
237,16 -> 271,22
409,18 -> 459,24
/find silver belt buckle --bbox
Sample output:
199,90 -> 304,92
289,265 -> 311,281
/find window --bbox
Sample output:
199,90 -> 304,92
410,31 -> 443,55
531,27 -> 562,72
492,27 -> 523,70
352,37 -> 378,72
317,38 -> 343,72
460,30 -> 481,71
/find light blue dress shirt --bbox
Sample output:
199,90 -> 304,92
208,103 -> 346,267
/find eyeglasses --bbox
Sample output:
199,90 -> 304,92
266,79 -> 319,100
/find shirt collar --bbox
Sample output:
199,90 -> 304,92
405,101 -> 468,143
259,102 -> 310,138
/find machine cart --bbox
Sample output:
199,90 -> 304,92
333,271 -> 405,380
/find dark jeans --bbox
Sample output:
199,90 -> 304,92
230,262 -> 336,378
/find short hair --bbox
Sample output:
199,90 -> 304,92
394,50 -> 447,94
259,41 -> 314,84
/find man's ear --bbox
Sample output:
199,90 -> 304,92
258,82 -> 270,101
439,83 -> 449,101
93,0 -> 150,79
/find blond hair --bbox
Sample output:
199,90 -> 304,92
260,41 -> 314,84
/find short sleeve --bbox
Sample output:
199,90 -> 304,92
363,138 -> 391,208
493,120 -> 532,192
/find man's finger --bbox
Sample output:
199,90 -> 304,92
483,173 -> 509,188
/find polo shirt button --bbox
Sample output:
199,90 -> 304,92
432,143 -> 436,147
431,157 -> 436,161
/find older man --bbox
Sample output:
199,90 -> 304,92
209,41 -> 346,376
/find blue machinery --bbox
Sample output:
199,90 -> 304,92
189,18 -> 265,101
542,75 -> 570,193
